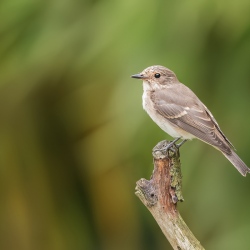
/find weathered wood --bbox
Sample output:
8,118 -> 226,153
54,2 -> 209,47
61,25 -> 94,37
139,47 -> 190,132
135,140 -> 204,250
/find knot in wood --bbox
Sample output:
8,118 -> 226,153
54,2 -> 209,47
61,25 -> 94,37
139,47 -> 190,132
135,178 -> 157,207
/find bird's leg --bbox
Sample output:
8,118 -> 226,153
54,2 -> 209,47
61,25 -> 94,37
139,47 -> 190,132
158,138 -> 187,153
160,137 -> 181,152
176,139 -> 187,148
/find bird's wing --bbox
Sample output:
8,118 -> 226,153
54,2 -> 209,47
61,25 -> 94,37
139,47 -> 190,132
152,84 -> 232,154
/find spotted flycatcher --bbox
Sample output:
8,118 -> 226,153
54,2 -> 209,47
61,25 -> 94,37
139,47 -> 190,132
131,65 -> 249,176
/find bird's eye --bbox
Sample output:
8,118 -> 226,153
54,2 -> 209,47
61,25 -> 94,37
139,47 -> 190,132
154,73 -> 161,78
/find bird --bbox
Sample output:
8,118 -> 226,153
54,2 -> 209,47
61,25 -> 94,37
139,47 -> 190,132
131,65 -> 250,176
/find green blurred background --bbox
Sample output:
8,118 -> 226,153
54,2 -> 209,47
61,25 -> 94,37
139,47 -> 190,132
1,0 -> 250,249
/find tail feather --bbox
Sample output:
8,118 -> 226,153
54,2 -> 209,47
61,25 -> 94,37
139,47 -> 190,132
222,150 -> 250,177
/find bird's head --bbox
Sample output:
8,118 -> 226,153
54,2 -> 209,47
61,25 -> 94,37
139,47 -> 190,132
131,65 -> 179,89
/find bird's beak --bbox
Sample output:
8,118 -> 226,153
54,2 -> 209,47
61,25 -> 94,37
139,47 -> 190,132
131,73 -> 146,79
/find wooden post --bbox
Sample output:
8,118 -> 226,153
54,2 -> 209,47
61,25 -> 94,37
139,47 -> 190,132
135,140 -> 205,250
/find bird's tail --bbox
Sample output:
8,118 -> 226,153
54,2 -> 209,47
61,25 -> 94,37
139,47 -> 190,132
222,150 -> 250,176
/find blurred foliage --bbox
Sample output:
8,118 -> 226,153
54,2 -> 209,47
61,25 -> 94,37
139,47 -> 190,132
1,0 -> 250,249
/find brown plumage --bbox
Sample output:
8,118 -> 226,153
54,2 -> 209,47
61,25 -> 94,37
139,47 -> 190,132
132,65 -> 250,176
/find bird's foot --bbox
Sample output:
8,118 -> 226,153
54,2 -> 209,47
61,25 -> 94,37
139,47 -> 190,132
162,139 -> 179,152
152,138 -> 187,158
159,138 -> 187,153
